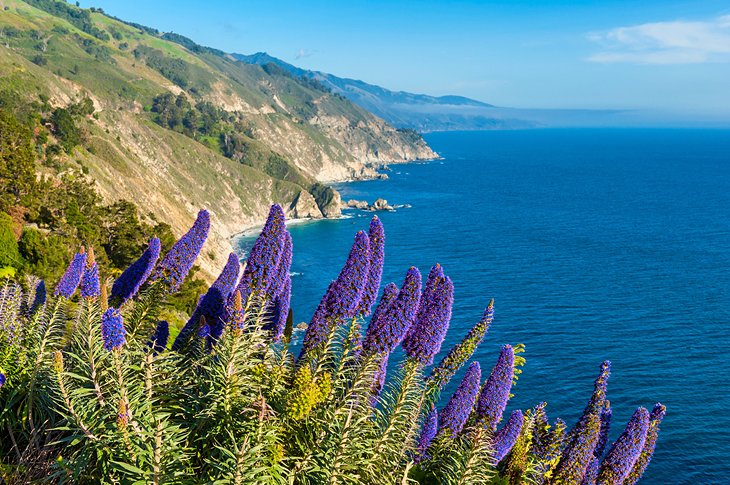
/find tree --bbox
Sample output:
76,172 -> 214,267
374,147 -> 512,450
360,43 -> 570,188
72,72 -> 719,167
50,107 -> 82,152
0,109 -> 35,212
0,212 -> 21,268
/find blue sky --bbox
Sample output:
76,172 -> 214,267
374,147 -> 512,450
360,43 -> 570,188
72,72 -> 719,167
87,1 -> 730,117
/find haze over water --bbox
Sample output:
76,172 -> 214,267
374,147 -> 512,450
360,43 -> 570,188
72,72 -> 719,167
236,128 -> 730,483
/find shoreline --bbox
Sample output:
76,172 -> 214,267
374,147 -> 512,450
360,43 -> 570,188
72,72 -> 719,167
230,155 -> 439,243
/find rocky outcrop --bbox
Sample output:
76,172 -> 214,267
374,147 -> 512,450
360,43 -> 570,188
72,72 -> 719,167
288,190 -> 324,219
345,198 -> 395,212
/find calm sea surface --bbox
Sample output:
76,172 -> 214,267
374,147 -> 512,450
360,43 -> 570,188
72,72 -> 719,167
236,129 -> 730,483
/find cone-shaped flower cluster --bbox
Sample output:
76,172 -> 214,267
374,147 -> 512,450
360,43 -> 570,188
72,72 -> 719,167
597,407 -> 650,485
101,307 -> 126,351
299,283 -> 334,357
54,247 -> 86,298
624,403 -> 666,485
153,210 -> 210,293
370,353 -> 389,407
173,252 -> 239,348
112,237 -> 161,303
415,406 -> 438,463
28,278 -> 46,316
0,372 -> 6,388
438,361 -> 481,437
269,276 -> 291,341
584,401 -> 613,485
229,291 -> 245,332
148,320 -> 169,354
402,264 -> 454,366
553,361 -> 611,483
80,247 -> 100,299
430,300 -> 494,388
363,267 -> 422,356
476,344 -> 515,430
326,231 -> 370,321
231,205 -> 287,305
493,410 -> 524,464
358,216 -> 384,316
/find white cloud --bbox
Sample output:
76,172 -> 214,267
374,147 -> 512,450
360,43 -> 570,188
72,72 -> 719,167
587,15 -> 730,64
295,48 -> 315,60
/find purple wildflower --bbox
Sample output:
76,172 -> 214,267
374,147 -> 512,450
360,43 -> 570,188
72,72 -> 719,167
415,406 -> 438,463
54,247 -> 86,298
597,407 -> 650,485
268,275 -> 291,341
363,267 -> 422,356
231,205 -> 286,305
172,252 -> 240,349
28,278 -> 46,316
493,410 -> 524,464
584,402 -> 613,485
101,307 -> 126,351
154,210 -> 210,293
553,361 -> 612,483
197,319 -> 211,339
475,344 -> 515,430
358,216 -> 385,316
148,320 -> 169,354
430,300 -> 494,388
299,282 -> 335,358
438,361 -> 482,437
326,231 -> 370,321
0,372 -> 6,388
80,247 -> 100,299
624,403 -> 666,485
271,231 -> 293,298
402,265 -> 454,366
112,237 -> 161,303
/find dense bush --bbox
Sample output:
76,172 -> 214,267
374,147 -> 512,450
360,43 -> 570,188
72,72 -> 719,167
0,206 -> 665,483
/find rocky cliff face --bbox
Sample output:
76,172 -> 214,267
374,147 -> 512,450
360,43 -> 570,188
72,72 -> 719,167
0,0 -> 436,280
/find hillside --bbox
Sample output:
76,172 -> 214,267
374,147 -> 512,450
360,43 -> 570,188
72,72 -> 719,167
0,0 -> 435,279
235,52 -> 535,131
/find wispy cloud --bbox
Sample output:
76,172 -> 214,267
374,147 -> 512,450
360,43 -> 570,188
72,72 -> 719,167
295,48 -> 315,60
587,15 -> 730,64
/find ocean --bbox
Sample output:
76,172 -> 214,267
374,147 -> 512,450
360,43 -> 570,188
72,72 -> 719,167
236,129 -> 730,483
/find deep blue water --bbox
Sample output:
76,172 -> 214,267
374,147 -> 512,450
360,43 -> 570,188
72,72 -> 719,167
236,129 -> 730,483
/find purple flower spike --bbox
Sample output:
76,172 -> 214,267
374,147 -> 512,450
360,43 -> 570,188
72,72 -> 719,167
363,267 -> 422,356
415,406 -> 438,463
624,403 -> 666,485
232,204 -> 286,302
438,361 -> 481,437
326,231 -> 371,321
553,361 -> 612,484
430,300 -> 494,388
584,402 -> 613,485
173,252 -> 240,350
154,210 -> 210,293
0,372 -> 6,388
271,231 -> 293,298
597,407 -> 650,485
29,279 -> 46,315
112,237 -> 161,303
370,283 -> 399,328
269,275 -> 291,341
299,282 -> 336,358
493,410 -> 524,464
148,320 -> 169,354
476,344 -> 515,430
402,267 -> 454,366
80,247 -> 100,299
101,307 -> 126,351
54,247 -> 86,298
358,216 -> 385,316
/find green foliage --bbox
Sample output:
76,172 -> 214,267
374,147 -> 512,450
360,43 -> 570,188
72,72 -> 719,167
0,109 -> 36,212
24,0 -> 111,41
50,107 -> 83,152
0,213 -> 21,268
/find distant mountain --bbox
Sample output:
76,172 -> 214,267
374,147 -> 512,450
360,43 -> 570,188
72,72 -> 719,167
234,53 -> 537,132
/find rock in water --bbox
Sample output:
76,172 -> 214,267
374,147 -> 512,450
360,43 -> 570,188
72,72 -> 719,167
289,191 -> 324,219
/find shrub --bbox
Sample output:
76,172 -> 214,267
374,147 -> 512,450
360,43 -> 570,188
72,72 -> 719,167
0,206 -> 665,483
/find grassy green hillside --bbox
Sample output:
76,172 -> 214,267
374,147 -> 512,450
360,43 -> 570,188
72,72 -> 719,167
0,0 -> 435,278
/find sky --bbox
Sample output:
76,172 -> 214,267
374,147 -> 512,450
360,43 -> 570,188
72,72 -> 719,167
85,0 -> 730,118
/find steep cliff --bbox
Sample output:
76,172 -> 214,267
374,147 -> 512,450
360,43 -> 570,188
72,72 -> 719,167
0,0 -> 436,278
